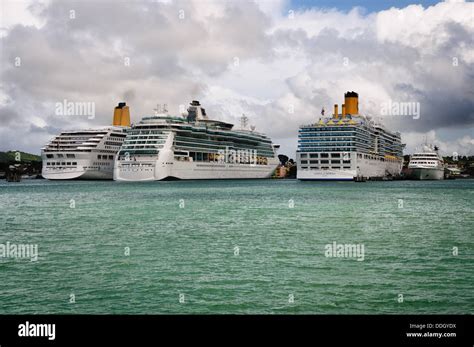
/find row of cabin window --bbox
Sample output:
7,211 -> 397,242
300,166 -> 352,170
46,162 -> 77,166
97,155 -> 114,160
301,160 -> 351,164
46,153 -> 75,158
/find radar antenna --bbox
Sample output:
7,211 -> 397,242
153,104 -> 161,115
153,104 -> 168,115
241,114 -> 249,130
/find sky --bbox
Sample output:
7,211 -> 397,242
291,0 -> 444,12
0,0 -> 473,157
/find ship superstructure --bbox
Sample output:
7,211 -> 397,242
296,92 -> 405,180
41,103 -> 130,179
408,144 -> 444,180
114,101 -> 279,181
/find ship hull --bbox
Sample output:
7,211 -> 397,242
42,168 -> 113,180
114,158 -> 279,181
410,168 -> 444,180
41,154 -> 114,180
298,169 -> 356,181
297,155 -> 402,181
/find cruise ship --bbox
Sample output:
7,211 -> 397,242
408,144 -> 444,180
114,101 -> 279,181
41,103 -> 130,179
296,92 -> 405,180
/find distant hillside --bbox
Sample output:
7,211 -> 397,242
0,151 -> 41,163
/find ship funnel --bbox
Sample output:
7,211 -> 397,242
113,102 -> 131,127
187,100 -> 208,122
334,104 -> 339,119
344,91 -> 358,115
342,104 -> 346,119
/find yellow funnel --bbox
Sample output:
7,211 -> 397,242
113,108 -> 122,126
112,102 -> 130,127
344,91 -> 358,115
120,106 -> 130,127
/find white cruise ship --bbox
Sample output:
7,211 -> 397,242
114,101 -> 279,181
41,103 -> 130,180
408,144 -> 444,180
296,92 -> 405,181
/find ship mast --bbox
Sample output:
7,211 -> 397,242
153,104 -> 168,116
241,114 -> 249,130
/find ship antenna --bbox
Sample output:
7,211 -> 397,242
241,114 -> 248,130
153,104 -> 161,116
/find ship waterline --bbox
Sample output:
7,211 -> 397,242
115,159 -> 278,181
410,168 -> 444,180
41,156 -> 114,180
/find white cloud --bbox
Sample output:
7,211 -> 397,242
376,2 -> 473,43
0,0 -> 48,36
403,130 -> 474,156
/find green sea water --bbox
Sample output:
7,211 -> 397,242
0,179 -> 473,314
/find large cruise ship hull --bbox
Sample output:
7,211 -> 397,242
114,159 -> 279,181
298,169 -> 355,181
42,168 -> 113,180
297,155 -> 402,181
41,154 -> 115,180
410,168 -> 444,180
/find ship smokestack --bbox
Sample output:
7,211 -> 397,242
113,102 -> 131,127
342,104 -> 346,119
113,104 -> 122,126
120,105 -> 130,127
344,91 -> 358,115
334,104 -> 339,119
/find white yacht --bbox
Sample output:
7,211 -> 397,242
41,103 -> 130,180
114,101 -> 279,181
408,145 -> 445,180
296,92 -> 405,180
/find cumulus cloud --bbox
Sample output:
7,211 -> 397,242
0,0 -> 473,156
